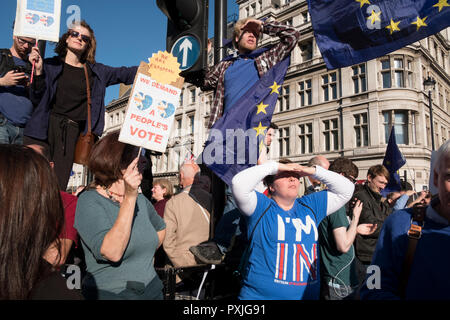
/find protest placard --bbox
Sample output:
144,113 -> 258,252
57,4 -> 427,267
13,0 -> 61,42
118,51 -> 184,153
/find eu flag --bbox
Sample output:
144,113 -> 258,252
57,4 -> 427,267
199,56 -> 291,186
307,0 -> 450,69
382,126 -> 407,196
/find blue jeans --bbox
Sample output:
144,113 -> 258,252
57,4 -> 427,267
0,113 -> 23,144
214,185 -> 247,252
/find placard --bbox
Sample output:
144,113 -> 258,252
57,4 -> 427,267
13,0 -> 61,42
118,51 -> 184,153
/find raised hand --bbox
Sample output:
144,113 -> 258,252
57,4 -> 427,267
123,156 -> 142,198
29,46 -> 43,76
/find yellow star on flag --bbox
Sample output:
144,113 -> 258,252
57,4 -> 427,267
253,122 -> 267,137
433,0 -> 450,12
411,16 -> 428,31
367,10 -> 382,25
386,19 -> 401,35
269,82 -> 281,95
256,101 -> 269,115
356,0 -> 371,8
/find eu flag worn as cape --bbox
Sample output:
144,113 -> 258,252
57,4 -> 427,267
382,126 -> 407,197
307,0 -> 450,69
200,56 -> 291,186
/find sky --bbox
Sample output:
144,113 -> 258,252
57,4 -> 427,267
1,0 -> 239,104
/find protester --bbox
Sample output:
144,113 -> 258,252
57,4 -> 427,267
0,24 -> 38,144
230,159 -> 354,299
27,143 -> 79,267
304,155 -> 330,195
25,20 -> 138,190
360,139 -> 450,299
353,165 -> 392,271
152,178 -> 173,218
74,132 -> 166,300
163,162 -> 211,272
190,123 -> 278,265
0,144 -> 82,299
318,157 -> 377,300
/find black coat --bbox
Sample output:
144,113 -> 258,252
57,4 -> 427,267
353,183 -> 392,264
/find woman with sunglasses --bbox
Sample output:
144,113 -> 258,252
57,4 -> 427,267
231,160 -> 355,300
24,20 -> 138,190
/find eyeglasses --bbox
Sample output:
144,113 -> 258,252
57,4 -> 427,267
17,37 -> 36,47
69,30 -> 91,43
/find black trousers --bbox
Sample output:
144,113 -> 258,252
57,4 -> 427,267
24,113 -> 83,191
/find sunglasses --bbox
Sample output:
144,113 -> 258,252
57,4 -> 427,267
69,30 -> 91,43
17,37 -> 36,47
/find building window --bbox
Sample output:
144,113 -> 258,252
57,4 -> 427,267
323,119 -> 339,151
279,127 -> 290,156
179,90 -> 184,106
381,56 -> 413,88
322,72 -> 338,102
352,64 -> 367,94
298,123 -> 313,154
298,79 -> 312,107
278,85 -> 290,112
301,11 -> 309,24
175,118 -> 182,137
354,113 -> 369,147
383,111 -> 410,145
188,114 -> 195,135
190,88 -> 196,104
299,40 -> 313,62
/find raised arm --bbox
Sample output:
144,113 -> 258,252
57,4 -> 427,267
231,161 -> 279,216
311,165 -> 355,215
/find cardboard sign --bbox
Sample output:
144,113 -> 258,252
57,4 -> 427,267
118,51 -> 184,153
13,0 -> 62,42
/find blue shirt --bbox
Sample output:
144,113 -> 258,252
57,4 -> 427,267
223,57 -> 259,114
239,191 -> 328,300
0,56 -> 33,126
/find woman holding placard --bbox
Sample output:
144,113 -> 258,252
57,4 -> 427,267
25,20 -> 137,190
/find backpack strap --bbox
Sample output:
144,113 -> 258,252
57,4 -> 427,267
398,204 -> 426,299
0,49 -> 15,77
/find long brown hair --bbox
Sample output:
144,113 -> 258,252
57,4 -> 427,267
55,20 -> 97,64
0,145 -> 64,299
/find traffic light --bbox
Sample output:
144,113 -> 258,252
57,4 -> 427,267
157,0 -> 208,80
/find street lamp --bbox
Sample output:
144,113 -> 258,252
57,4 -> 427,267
423,76 -> 436,150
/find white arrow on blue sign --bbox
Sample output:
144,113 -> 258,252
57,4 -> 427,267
171,35 -> 200,71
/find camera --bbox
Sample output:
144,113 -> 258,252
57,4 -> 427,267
13,66 -> 27,73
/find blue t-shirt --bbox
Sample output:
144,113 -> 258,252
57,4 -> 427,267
239,191 -> 328,300
223,57 -> 259,114
0,56 -> 33,126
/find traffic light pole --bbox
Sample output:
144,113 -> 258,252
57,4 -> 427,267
214,0 -> 227,64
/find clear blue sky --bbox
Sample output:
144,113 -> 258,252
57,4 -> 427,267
1,0 -> 239,104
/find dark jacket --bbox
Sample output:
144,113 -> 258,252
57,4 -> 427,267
24,56 -> 138,140
354,183 -> 392,264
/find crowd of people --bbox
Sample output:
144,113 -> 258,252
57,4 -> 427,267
0,16 -> 449,301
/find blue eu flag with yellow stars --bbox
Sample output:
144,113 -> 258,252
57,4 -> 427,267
382,126 -> 407,196
200,56 -> 291,186
308,0 -> 450,69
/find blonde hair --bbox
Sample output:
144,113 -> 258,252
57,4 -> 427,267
153,179 -> 173,199
232,18 -> 261,48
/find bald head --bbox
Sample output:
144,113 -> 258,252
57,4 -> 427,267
179,162 -> 200,188
308,155 -> 330,170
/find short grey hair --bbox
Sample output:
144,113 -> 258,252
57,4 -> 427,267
434,139 -> 450,174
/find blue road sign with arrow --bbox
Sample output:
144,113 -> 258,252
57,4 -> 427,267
171,35 -> 200,71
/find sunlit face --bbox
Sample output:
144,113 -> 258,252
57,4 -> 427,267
66,26 -> 91,54
151,184 -> 166,201
434,154 -> 450,216
270,173 -> 300,200
368,174 -> 388,194
265,128 -> 275,147
236,30 -> 258,53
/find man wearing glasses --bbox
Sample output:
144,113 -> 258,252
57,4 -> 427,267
0,26 -> 37,144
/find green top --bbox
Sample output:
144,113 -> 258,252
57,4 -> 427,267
74,190 -> 166,294
318,207 -> 359,287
